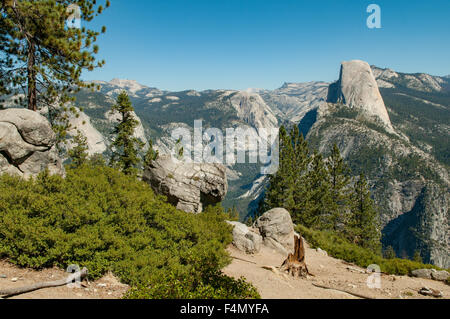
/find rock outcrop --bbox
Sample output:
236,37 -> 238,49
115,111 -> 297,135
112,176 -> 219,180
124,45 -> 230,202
0,108 -> 65,178
143,155 -> 228,213
327,60 -> 394,132
255,208 -> 295,255
226,221 -> 263,254
411,269 -> 450,282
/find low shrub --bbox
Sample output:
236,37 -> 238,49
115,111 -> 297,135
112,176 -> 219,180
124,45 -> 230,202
0,162 -> 258,298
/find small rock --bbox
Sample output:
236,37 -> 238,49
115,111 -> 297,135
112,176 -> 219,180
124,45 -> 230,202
11,277 -> 18,282
0,274 -> 7,279
419,287 -> 443,298
316,248 -> 328,256
97,283 -> 107,288
107,292 -> 113,295
348,284 -> 357,289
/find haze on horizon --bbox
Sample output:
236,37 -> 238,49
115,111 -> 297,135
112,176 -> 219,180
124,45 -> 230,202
82,0 -> 450,91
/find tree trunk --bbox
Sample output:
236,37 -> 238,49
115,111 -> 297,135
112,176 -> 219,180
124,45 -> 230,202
280,235 -> 311,277
27,41 -> 37,111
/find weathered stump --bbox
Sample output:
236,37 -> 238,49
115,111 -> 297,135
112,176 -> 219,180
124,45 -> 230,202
280,235 -> 311,277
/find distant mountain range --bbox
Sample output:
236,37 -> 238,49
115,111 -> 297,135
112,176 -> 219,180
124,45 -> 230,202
46,61 -> 449,268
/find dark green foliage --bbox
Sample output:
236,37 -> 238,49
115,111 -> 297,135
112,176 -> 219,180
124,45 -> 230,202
110,92 -> 144,176
326,144 -> 352,231
384,246 -> 396,259
124,270 -> 260,299
67,130 -> 89,168
0,163 -> 258,298
347,174 -> 381,253
413,250 -> 423,263
143,139 -> 159,167
261,126 -> 381,253
298,225 -> 442,276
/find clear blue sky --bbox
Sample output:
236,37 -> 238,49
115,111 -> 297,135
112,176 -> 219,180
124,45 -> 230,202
82,0 -> 450,91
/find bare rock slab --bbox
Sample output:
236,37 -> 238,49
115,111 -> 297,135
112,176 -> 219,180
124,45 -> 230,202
143,155 -> 227,213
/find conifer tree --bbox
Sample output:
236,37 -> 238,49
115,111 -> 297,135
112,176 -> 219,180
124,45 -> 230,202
110,91 -> 144,176
144,139 -> 159,167
261,125 -> 296,212
68,130 -> 88,168
349,173 -> 381,253
0,0 -> 109,111
326,144 -> 352,231
384,246 -> 396,259
300,151 -> 332,229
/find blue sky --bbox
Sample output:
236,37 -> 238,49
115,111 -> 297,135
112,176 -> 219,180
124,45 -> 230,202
82,0 -> 450,91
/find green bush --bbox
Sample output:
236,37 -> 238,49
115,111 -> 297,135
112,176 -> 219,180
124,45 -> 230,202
297,225 -> 443,276
124,270 -> 260,299
0,162 -> 258,298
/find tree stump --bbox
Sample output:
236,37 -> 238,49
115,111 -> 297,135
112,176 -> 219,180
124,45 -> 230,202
280,235 -> 311,277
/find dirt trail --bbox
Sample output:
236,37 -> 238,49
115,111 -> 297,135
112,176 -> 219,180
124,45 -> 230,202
0,260 -> 128,299
223,243 -> 450,299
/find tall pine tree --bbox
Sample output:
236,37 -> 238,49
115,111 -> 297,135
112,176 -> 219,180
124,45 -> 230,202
110,91 -> 144,176
348,173 -> 381,253
326,144 -> 352,231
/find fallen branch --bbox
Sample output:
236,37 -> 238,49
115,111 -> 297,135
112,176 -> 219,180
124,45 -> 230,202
230,256 -> 258,265
0,267 -> 88,299
312,283 -> 374,299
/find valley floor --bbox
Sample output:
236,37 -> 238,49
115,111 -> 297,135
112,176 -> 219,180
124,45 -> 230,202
223,243 -> 450,299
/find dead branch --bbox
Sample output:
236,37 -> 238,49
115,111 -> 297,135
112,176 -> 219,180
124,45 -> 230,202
0,267 -> 88,299
312,283 -> 374,299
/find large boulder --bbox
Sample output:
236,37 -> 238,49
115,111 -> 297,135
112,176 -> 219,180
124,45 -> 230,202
0,108 -> 65,178
143,155 -> 228,213
255,208 -> 295,255
226,221 -> 262,254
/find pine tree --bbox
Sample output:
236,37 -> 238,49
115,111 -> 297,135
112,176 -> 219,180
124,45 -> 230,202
0,0 -> 109,111
110,91 -> 144,176
326,144 -> 352,231
300,151 -> 332,229
384,246 -> 396,259
261,125 -> 296,212
68,130 -> 88,168
413,250 -> 423,263
349,173 -> 381,253
144,139 -> 159,167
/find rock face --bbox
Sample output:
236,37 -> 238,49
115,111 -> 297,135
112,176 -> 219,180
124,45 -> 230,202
68,109 -> 107,155
327,60 -> 394,132
227,221 -> 263,254
143,155 -> 228,213
255,208 -> 295,255
0,108 -> 64,178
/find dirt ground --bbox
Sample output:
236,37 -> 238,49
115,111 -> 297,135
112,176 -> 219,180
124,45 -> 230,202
1,241 -> 448,299
0,260 -> 129,299
223,243 -> 450,299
